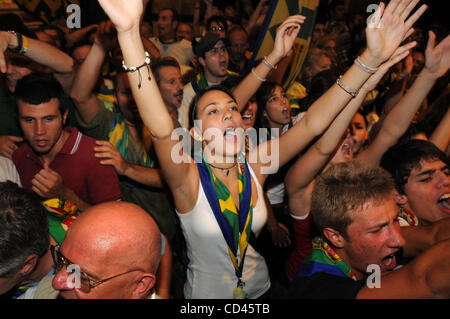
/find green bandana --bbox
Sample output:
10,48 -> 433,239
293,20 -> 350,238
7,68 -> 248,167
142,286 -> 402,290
294,237 -> 357,280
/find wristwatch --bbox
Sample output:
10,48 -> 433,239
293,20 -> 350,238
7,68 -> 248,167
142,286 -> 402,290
7,30 -> 23,54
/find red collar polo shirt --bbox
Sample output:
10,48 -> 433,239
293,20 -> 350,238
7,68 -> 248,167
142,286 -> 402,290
13,127 -> 121,205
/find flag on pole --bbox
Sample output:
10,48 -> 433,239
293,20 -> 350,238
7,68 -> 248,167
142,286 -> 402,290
251,0 -> 320,90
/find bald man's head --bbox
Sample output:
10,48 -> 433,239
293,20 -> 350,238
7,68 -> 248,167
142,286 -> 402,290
53,202 -> 161,299
66,201 -> 161,273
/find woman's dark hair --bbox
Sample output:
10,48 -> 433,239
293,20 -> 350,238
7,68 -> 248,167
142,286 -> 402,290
188,85 -> 237,128
254,81 -> 282,130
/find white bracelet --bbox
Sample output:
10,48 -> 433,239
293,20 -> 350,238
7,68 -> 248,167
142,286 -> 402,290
122,51 -> 151,72
251,67 -> 266,82
121,51 -> 152,89
354,56 -> 378,74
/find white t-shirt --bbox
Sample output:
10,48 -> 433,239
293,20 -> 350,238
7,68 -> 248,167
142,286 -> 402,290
265,112 -> 305,205
0,156 -> 21,186
150,37 -> 193,67
177,164 -> 270,299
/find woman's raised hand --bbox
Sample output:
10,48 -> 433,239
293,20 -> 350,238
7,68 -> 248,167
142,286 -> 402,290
98,0 -> 148,34
364,0 -> 427,67
423,31 -> 450,79
267,15 -> 306,65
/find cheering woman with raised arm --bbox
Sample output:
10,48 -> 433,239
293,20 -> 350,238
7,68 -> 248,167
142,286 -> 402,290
98,0 -> 427,299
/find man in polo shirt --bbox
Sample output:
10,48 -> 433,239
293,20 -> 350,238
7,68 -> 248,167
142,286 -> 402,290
0,29 -> 77,159
12,72 -> 121,211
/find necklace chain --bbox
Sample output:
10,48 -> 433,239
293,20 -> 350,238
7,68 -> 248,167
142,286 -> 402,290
208,162 -> 238,175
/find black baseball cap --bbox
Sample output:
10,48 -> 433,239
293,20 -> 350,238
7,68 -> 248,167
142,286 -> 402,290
194,32 -> 228,57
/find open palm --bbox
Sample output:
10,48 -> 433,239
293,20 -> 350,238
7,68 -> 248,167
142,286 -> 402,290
98,0 -> 146,33
365,0 -> 427,66
425,32 -> 450,79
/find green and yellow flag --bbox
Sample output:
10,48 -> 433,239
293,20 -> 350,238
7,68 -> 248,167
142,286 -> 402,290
14,0 -> 80,25
251,0 -> 320,89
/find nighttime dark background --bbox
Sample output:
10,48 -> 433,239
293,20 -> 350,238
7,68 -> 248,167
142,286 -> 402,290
75,0 -> 448,32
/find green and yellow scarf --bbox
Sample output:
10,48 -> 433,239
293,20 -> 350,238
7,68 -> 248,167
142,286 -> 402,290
191,69 -> 240,93
108,114 -> 153,168
197,153 -> 253,283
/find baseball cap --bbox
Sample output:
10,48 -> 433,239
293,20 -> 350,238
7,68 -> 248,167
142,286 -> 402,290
193,32 -> 228,57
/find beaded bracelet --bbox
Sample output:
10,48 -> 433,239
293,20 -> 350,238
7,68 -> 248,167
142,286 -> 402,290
251,67 -> 266,82
336,75 -> 359,98
122,51 -> 151,89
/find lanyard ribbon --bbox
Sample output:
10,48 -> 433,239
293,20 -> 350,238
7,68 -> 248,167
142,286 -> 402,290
196,153 -> 253,279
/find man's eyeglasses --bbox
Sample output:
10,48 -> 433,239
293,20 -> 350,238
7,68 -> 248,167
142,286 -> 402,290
209,26 -> 224,32
50,245 -> 140,293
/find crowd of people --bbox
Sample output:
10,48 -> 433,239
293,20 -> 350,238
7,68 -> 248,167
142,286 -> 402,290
0,0 -> 449,300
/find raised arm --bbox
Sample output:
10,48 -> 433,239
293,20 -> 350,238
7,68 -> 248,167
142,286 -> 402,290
192,0 -> 202,38
429,95 -> 450,152
64,24 -> 98,48
358,31 -> 450,165
357,239 -> 450,298
285,42 -> 413,216
97,0 -> 196,201
400,217 -> 450,257
233,15 -> 306,112
69,21 -> 115,123
203,0 -> 214,25
252,0 -> 428,181
0,30 -> 74,92
245,0 -> 267,36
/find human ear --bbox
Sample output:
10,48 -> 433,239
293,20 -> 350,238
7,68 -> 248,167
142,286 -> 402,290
394,192 -> 408,206
62,109 -> 69,125
20,255 -> 39,277
132,273 -> 156,299
323,227 -> 346,248
198,57 -> 206,68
